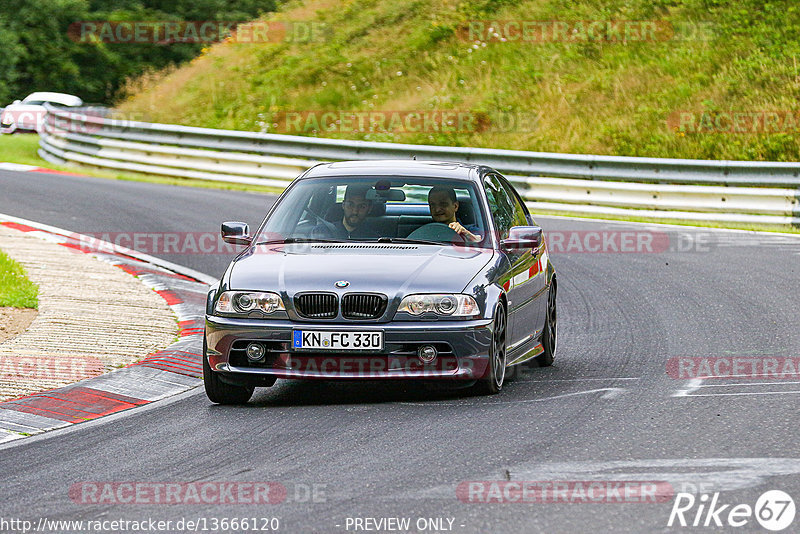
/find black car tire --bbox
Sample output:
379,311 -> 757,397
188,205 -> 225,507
535,281 -> 557,367
474,303 -> 507,395
203,338 -> 254,405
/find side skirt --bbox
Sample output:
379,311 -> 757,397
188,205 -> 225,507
507,342 -> 544,366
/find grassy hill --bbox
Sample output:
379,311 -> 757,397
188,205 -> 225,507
118,0 -> 800,161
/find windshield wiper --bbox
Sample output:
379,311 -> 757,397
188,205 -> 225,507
255,237 -> 348,245
374,237 -> 445,246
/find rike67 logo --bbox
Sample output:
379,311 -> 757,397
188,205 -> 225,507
668,490 -> 795,531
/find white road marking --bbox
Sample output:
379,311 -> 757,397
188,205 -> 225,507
0,430 -> 25,444
0,162 -> 38,172
398,387 -> 626,406
533,387 -> 625,400
693,373 -> 800,379
516,377 -> 640,382
674,377 -> 800,397
696,380 -> 800,388
672,378 -> 704,397
684,390 -> 800,397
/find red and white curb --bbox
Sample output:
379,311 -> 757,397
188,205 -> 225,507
0,162 -> 83,176
0,214 -> 216,444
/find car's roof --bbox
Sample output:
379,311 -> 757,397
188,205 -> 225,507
22,92 -> 83,106
301,160 -> 489,181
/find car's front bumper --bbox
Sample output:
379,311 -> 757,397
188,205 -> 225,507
205,315 -> 494,381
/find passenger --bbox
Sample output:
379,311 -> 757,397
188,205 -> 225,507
312,184 -> 379,239
427,185 -> 482,242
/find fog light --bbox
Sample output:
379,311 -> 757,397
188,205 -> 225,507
418,345 -> 437,364
246,343 -> 266,362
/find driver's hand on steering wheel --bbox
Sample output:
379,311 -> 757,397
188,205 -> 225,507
310,223 -> 335,239
449,222 -> 481,242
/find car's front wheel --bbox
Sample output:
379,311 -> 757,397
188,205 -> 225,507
203,338 -> 254,405
474,303 -> 507,395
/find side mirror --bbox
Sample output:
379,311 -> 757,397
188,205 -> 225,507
221,221 -> 252,245
501,226 -> 542,251
12,100 -> 21,105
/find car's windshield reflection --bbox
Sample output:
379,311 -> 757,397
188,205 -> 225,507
255,176 -> 490,248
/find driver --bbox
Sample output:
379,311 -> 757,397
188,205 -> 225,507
312,184 -> 379,239
427,185 -> 482,242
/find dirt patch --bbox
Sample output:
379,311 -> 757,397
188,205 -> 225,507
0,307 -> 37,344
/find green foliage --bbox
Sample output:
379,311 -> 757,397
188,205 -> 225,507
0,0 -> 275,104
0,14 -> 23,104
0,250 -> 38,309
117,0 -> 800,161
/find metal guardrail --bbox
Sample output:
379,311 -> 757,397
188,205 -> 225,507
38,105 -> 800,226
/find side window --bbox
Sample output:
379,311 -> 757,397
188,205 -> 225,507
301,184 -> 334,224
484,174 -> 515,240
498,176 -> 529,228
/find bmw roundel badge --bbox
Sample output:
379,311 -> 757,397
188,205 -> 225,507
335,280 -> 350,288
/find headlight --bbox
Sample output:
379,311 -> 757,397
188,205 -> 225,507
397,294 -> 479,317
214,291 -> 285,315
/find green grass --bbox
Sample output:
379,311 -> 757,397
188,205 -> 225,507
117,0 -> 800,161
0,133 -> 43,166
0,250 -> 38,309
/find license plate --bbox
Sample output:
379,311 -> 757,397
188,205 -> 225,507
292,330 -> 383,351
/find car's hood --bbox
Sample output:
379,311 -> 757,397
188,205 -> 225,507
227,243 -> 494,297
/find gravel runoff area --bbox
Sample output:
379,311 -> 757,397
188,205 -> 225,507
0,224 -> 178,401
0,307 -> 37,344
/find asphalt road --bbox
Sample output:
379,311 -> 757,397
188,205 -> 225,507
2,169 -> 800,533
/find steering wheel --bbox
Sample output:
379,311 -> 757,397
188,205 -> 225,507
407,222 -> 464,242
305,206 -> 338,237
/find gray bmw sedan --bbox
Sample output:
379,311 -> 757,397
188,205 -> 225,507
204,160 -> 556,403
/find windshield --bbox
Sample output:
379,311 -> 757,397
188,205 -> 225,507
255,176 -> 490,248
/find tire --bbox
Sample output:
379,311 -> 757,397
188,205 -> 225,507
474,303 -> 507,395
536,281 -> 557,367
203,338 -> 254,405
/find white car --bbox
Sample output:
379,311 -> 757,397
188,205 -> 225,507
1,92 -> 83,134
